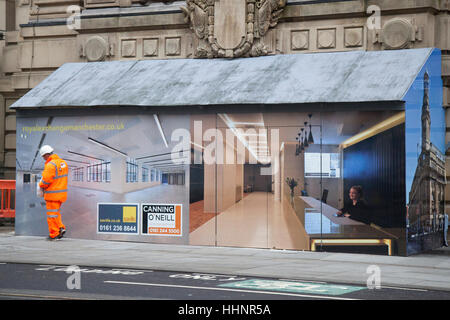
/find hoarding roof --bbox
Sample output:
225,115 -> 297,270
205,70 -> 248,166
11,48 -> 434,109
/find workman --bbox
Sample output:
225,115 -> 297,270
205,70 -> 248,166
38,145 -> 68,240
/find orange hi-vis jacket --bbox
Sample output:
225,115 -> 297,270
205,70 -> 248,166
39,154 -> 68,202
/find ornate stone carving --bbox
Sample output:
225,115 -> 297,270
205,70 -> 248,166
84,36 -> 108,62
121,39 -> 136,57
381,18 -> 414,50
165,37 -> 181,56
344,27 -> 363,48
181,0 -> 286,58
317,28 -> 336,49
291,30 -> 309,51
143,38 -> 159,57
371,17 -> 423,50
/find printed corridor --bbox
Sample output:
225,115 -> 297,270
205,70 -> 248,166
189,192 -> 310,250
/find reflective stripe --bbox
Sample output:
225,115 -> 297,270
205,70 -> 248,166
49,161 -> 68,179
41,180 -> 51,185
44,189 -> 67,194
46,209 -> 60,212
49,162 -> 58,177
47,214 -> 58,218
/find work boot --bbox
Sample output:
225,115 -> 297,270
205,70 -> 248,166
46,235 -> 60,241
57,228 -> 66,239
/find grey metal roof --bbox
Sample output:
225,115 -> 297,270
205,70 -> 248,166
11,48 -> 433,109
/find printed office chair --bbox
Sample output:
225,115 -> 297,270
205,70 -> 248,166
321,189 -> 328,204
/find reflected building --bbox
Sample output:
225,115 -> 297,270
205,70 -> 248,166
408,72 -> 446,242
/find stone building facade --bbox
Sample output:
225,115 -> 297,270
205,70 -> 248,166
0,0 -> 450,209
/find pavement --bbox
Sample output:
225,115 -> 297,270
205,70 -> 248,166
0,228 -> 449,293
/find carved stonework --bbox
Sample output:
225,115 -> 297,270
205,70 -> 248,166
181,0 -> 286,58
373,17 -> 423,50
382,18 -> 414,50
84,36 -> 108,62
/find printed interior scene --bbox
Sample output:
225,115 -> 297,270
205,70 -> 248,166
16,114 -> 190,243
189,111 -> 407,255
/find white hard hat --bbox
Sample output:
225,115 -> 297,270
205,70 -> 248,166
39,145 -> 54,157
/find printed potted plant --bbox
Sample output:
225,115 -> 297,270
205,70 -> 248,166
286,177 -> 298,200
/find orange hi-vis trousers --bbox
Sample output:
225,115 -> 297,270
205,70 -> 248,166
46,200 -> 65,238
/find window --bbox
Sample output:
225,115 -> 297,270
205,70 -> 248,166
151,168 -> 155,182
103,161 -> 111,182
86,161 -> 110,182
73,167 -> 84,182
142,167 -> 149,182
126,159 -> 138,183
304,152 -> 340,178
5,0 -> 16,31
87,163 -> 99,182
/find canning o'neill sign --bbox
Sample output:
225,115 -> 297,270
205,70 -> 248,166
142,204 -> 182,236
